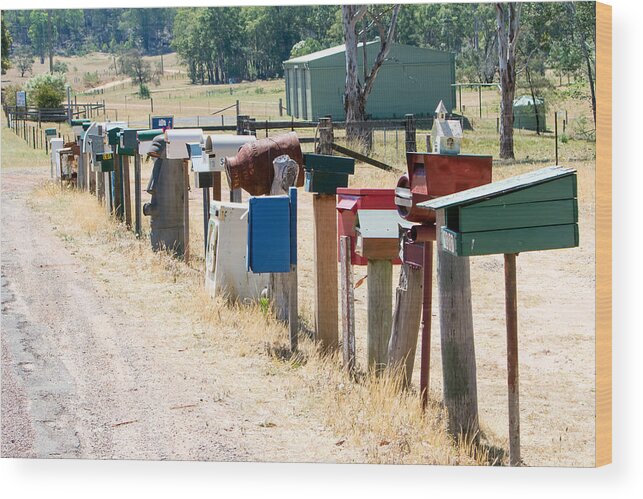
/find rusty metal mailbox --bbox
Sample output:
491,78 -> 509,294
395,152 -> 493,224
336,188 -> 400,266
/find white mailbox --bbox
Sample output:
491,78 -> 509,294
205,200 -> 268,302
50,138 -> 64,178
164,129 -> 203,159
203,134 -> 257,172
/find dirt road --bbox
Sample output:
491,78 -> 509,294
1,168 -> 359,462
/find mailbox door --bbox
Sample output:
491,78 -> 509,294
247,196 -> 291,273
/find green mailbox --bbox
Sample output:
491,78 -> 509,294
418,166 -> 579,256
45,127 -> 57,138
95,152 -> 115,172
303,153 -> 355,195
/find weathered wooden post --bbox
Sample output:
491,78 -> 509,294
339,235 -> 355,373
389,120 -> 423,388
419,165 -> 579,465
404,114 -> 416,153
309,118 -> 340,350
337,187 -> 399,372
355,210 -> 401,373
122,155 -> 132,229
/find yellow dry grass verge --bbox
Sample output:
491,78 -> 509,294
1,126 -> 50,169
29,180 -> 502,465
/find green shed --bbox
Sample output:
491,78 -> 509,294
283,41 -> 456,120
513,95 -> 546,132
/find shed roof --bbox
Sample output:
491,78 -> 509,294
284,40 -> 453,66
418,166 -> 576,210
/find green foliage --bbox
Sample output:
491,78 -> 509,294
119,49 -> 151,85
1,19 -> 12,74
138,83 -> 151,99
83,71 -> 100,88
25,72 -> 67,108
290,38 -> 323,59
52,60 -> 69,73
3,83 -> 23,107
13,46 -> 34,77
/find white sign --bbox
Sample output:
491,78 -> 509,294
16,91 -> 26,108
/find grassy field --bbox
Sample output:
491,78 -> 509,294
1,54 -> 597,466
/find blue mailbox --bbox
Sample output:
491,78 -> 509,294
247,188 -> 297,273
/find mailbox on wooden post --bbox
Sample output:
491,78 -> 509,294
205,200 -> 269,302
354,209 -> 404,372
246,188 -> 299,351
420,166 -> 579,257
336,188 -> 400,266
303,152 -> 355,352
418,165 -> 578,467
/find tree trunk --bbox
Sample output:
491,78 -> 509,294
496,3 -> 521,160
525,64 -> 540,135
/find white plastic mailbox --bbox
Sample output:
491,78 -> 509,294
202,134 -> 257,172
164,129 -> 204,159
50,138 -> 64,178
205,200 -> 268,302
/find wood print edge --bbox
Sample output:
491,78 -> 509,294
595,1 -> 612,467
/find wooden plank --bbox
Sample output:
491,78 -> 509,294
504,253 -> 521,466
367,259 -> 393,373
356,237 -> 399,262
340,236 -> 355,373
331,142 -> 399,172
420,166 -> 576,211
437,210 -> 479,441
458,199 -> 578,233
313,194 -> 339,351
595,1 -> 612,467
387,263 -> 423,386
470,175 -> 577,208
183,161 -> 190,264
420,242 -> 433,410
134,154 -> 142,238
442,223 -> 579,257
122,155 -> 132,229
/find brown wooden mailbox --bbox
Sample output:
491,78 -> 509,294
354,210 -> 402,261
418,166 -> 578,256
395,152 -> 493,224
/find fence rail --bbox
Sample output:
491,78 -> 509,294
3,102 -> 106,123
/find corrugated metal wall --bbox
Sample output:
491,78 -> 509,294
284,43 -> 456,120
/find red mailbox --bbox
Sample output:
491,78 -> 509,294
395,153 -> 493,224
336,188 -> 401,266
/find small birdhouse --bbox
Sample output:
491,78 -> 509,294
418,166 -> 579,256
303,153 -> 355,195
431,100 -> 462,155
354,210 -> 403,261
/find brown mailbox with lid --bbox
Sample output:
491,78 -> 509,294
395,153 -> 493,226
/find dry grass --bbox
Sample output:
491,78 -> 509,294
28,179 -> 502,465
